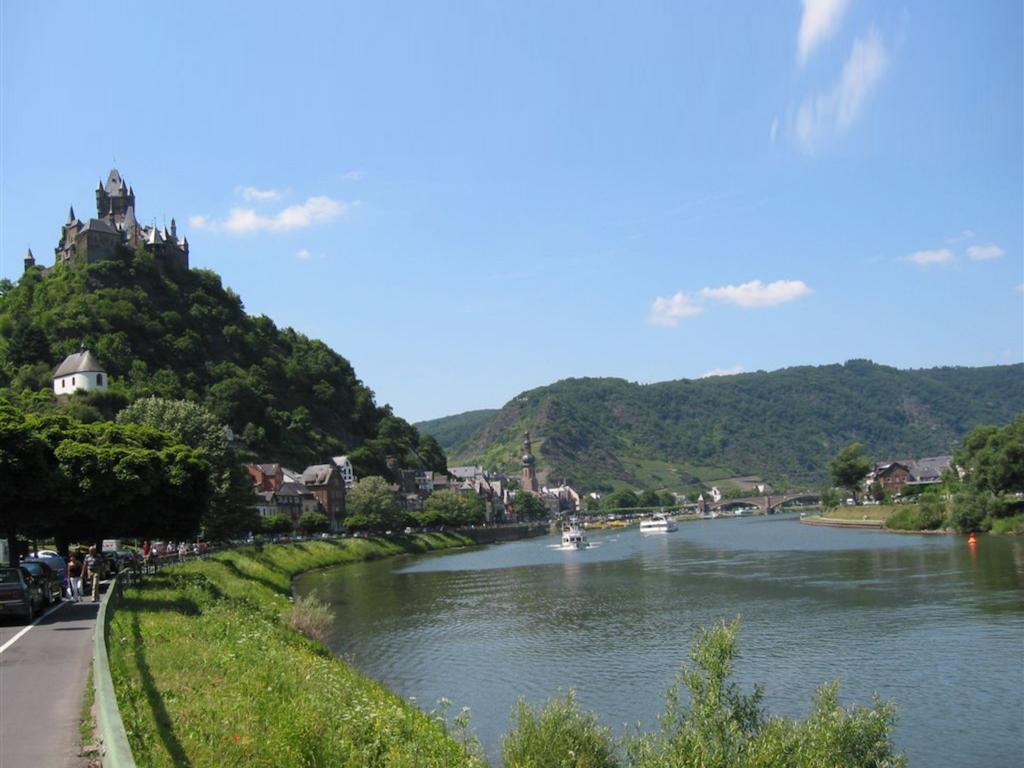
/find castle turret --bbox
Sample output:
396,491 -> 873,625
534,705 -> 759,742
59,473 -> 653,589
24,248 -> 36,272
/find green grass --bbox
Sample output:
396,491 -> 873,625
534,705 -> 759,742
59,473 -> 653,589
990,513 -> 1024,535
107,535 -> 486,767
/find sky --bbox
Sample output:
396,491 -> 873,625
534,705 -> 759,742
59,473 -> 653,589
2,1 -> 1021,423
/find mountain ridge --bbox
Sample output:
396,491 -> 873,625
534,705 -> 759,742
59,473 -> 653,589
416,361 -> 1024,491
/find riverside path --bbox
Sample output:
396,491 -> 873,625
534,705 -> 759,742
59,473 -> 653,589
0,599 -> 99,767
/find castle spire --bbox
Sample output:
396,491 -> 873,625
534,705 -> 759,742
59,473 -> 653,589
67,206 -> 76,224
24,247 -> 36,272
170,218 -> 177,239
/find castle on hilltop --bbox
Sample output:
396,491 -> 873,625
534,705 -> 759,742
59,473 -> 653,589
24,169 -> 189,274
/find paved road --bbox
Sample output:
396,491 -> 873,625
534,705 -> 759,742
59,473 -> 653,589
0,599 -> 99,768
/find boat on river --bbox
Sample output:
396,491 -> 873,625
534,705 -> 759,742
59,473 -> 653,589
639,513 -> 678,533
558,519 -> 589,549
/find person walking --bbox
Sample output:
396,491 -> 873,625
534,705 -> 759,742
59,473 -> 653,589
66,553 -> 82,602
142,540 -> 152,574
83,546 -> 101,602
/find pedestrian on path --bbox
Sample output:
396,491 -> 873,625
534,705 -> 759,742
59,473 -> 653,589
67,553 -> 82,602
142,540 -> 152,574
83,546 -> 101,602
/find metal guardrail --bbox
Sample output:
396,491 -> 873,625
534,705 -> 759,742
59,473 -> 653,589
93,574 -> 138,768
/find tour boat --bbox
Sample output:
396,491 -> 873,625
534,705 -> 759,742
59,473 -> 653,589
639,513 -> 678,533
560,519 -> 589,549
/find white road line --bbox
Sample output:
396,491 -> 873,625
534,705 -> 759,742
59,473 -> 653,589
0,601 -> 69,655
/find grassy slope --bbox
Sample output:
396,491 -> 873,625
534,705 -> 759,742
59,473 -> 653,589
107,535 -> 486,768
414,409 -> 499,458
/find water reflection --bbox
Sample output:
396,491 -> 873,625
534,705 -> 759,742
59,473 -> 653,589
296,517 -> 1024,767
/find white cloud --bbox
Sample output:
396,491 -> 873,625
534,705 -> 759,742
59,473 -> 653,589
947,228 -> 976,243
341,170 -> 366,182
237,186 -> 286,202
770,117 -> 779,144
798,0 -> 851,64
903,248 -> 955,266
966,243 -> 1005,261
796,29 -> 888,152
191,196 -> 351,235
700,366 -> 746,379
700,279 -> 812,308
296,248 -> 311,260
648,292 -> 703,327
1017,283 -> 1024,295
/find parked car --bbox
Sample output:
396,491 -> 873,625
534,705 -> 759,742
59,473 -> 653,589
16,560 -> 63,606
27,553 -> 67,593
111,550 -> 140,572
0,567 -> 46,622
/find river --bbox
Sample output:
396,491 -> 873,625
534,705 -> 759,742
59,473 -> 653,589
295,515 -> 1024,766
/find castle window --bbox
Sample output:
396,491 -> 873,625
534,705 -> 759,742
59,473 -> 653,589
62,379 -> 66,389
72,377 -> 76,386
97,373 -> 104,386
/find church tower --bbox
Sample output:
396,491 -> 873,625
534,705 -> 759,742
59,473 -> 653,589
521,432 -> 539,494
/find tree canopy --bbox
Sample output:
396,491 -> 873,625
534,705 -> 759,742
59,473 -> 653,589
828,443 -> 872,500
345,475 -> 407,532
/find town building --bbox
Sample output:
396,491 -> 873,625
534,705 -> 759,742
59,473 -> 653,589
53,347 -> 108,397
867,456 -> 953,495
330,456 -> 356,488
301,464 -> 347,530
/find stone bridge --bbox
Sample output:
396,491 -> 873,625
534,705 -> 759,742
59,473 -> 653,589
707,492 -> 819,513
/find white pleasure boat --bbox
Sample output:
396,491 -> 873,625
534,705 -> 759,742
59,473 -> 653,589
639,513 -> 678,533
559,519 -> 588,549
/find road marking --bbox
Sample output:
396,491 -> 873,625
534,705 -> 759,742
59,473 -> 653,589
0,601 -> 69,655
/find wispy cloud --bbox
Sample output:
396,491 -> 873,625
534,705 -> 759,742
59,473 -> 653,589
341,170 -> 366,182
191,196 -> 352,235
648,292 -> 703,327
798,0 -> 851,65
967,243 -> 1005,261
796,29 -> 888,152
947,229 -> 976,244
700,366 -> 746,379
770,118 -> 779,144
236,186 -> 286,202
296,248 -> 311,260
701,279 -> 812,308
903,248 -> 955,266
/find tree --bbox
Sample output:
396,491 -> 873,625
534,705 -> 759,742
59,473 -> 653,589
955,416 -> 1024,496
416,489 -> 485,528
297,511 -> 330,534
512,492 -> 547,521
345,475 -> 405,531
0,406 -> 57,560
819,486 -> 841,510
118,397 -> 256,540
828,443 -> 872,502
261,514 -> 292,535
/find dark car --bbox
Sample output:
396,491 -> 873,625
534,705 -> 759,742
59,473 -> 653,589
18,560 -> 63,605
112,549 -> 141,572
0,567 -> 46,621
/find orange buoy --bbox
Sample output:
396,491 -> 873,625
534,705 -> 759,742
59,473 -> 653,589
968,532 -> 977,546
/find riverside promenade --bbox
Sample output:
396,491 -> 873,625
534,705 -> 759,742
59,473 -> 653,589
0,599 -> 99,767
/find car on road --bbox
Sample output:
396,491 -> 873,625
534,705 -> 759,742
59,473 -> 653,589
17,560 -> 63,605
0,566 -> 47,621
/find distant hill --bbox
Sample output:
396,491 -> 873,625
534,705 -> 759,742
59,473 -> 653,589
0,246 -> 445,474
417,361 -> 1024,491
414,409 -> 499,459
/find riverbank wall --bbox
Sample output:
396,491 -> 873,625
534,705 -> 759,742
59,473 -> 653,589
800,515 -> 883,529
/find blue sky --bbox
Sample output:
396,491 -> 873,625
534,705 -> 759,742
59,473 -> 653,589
2,1 -> 1021,422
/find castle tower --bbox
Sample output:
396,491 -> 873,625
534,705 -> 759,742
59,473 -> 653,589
521,432 -> 539,494
95,168 -> 135,225
24,248 -> 36,272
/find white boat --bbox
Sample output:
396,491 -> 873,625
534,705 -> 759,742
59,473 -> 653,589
559,519 -> 589,549
639,513 -> 678,533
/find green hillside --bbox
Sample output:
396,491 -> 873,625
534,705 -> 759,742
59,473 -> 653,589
414,408 -> 499,458
0,246 -> 445,474
420,361 -> 1024,491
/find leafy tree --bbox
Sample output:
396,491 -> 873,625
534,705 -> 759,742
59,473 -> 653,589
503,691 -> 620,768
345,476 -> 405,531
829,443 -> 872,502
819,486 -> 841,510
0,405 -> 57,559
513,492 -> 547,521
416,489 -> 485,528
260,514 -> 292,535
117,397 -> 256,539
955,416 -> 1024,495
297,511 -> 330,534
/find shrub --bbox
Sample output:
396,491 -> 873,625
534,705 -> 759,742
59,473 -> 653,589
990,513 -> 1024,535
287,593 -> 334,642
502,691 -> 620,768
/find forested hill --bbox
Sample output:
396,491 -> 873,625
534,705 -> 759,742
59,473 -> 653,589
418,361 -> 1024,491
414,409 -> 499,458
0,247 -> 445,474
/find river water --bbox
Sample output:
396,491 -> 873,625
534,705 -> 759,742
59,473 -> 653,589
295,516 -> 1024,766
